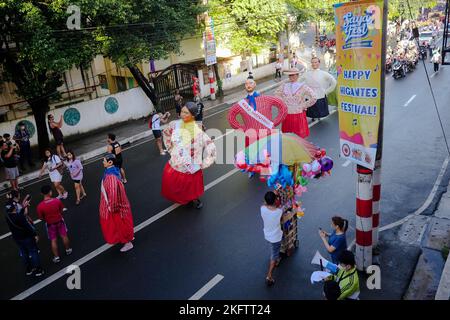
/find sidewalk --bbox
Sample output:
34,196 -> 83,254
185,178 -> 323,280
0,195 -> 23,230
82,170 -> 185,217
0,75 -> 288,191
358,165 -> 450,300
404,177 -> 450,300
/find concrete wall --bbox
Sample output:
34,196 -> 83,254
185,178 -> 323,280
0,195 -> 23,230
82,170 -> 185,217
0,87 -> 154,147
221,62 -> 277,91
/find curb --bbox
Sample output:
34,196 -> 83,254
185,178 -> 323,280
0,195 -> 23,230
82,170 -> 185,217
436,251 -> 450,300
1,80 -> 285,192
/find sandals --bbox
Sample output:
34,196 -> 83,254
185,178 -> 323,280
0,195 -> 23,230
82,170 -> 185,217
265,278 -> 275,286
80,193 -> 87,200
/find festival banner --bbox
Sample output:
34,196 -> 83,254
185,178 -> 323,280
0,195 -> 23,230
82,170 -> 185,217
333,0 -> 386,169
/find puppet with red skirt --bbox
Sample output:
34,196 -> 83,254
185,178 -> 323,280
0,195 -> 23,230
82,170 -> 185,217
99,153 -> 134,252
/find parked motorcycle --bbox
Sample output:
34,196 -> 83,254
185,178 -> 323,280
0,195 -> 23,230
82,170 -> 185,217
393,61 -> 406,79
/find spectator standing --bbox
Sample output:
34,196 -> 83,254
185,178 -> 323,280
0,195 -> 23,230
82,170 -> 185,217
106,133 -> 127,184
65,150 -> 87,205
1,141 -> 20,191
39,148 -> 68,199
14,121 -> 35,170
431,49 -> 442,72
150,111 -> 170,155
260,191 -> 283,286
37,185 -> 72,263
5,196 -> 44,277
275,60 -> 283,80
47,114 -> 67,158
174,89 -> 183,117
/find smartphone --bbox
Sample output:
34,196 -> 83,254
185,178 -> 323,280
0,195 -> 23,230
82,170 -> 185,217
25,194 -> 32,202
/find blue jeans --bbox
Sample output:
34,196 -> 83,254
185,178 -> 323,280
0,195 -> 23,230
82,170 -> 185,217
16,237 -> 41,269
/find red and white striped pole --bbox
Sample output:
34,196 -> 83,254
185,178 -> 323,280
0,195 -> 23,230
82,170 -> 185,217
356,165 -> 373,271
372,160 -> 382,248
208,66 -> 216,100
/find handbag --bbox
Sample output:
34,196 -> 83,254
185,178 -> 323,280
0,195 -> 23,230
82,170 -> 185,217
52,155 -> 65,175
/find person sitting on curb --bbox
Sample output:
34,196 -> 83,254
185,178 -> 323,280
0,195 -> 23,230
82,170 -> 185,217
327,250 -> 360,300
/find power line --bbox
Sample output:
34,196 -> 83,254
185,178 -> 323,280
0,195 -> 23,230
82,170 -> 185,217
406,0 -> 450,157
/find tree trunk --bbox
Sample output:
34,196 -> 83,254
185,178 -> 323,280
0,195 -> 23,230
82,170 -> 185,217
127,65 -> 159,110
29,98 -> 50,158
213,63 -> 223,97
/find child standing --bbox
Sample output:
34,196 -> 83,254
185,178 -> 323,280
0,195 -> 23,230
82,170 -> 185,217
260,191 -> 283,286
37,185 -> 72,263
65,150 -> 87,205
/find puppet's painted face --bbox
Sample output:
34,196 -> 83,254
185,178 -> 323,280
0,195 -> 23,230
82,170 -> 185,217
245,79 -> 256,93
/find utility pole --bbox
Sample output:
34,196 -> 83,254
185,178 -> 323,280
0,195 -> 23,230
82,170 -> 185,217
349,0 -> 387,270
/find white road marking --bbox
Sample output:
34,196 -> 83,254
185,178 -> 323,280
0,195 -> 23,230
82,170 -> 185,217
431,72 -> 438,78
188,274 -> 224,300
403,94 -> 416,107
1,96 -> 331,240
342,160 -> 351,167
9,105 -> 336,298
11,169 -> 239,300
0,130 -> 236,241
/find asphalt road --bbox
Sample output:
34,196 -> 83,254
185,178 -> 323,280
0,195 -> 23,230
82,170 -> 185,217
0,60 -> 449,300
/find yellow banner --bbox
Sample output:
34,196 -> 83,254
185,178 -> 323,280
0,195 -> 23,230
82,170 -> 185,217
334,0 -> 385,169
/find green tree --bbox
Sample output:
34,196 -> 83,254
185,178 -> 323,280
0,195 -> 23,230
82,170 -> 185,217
0,0 -> 203,153
388,0 -> 437,21
287,0 -> 340,33
209,0 -> 287,56
0,0 -> 98,154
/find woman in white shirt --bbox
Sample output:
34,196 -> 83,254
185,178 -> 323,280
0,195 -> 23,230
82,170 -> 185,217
39,148 -> 68,199
260,191 -> 283,286
305,57 -> 337,121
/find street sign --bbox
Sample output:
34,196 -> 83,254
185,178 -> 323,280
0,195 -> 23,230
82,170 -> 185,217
204,17 -> 217,66
334,0 -> 386,170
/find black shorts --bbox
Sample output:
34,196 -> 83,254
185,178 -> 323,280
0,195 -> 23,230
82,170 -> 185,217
55,137 -> 64,146
153,130 -> 162,139
115,157 -> 123,169
72,179 -> 81,184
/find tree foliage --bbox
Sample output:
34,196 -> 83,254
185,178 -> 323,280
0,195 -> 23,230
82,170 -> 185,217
0,0 -> 203,152
388,0 -> 437,21
209,0 -> 287,55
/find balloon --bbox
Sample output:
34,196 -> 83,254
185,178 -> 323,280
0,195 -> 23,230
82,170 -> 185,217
300,176 -> 309,186
321,149 -> 327,157
311,160 -> 322,175
268,165 -> 294,188
294,185 -> 308,196
320,156 -> 334,172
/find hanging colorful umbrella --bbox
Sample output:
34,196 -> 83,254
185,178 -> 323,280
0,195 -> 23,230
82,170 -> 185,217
244,132 -> 317,166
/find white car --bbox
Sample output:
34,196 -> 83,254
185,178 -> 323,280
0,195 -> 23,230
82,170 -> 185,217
419,31 -> 433,46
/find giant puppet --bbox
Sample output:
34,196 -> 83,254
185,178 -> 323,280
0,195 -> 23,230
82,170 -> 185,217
227,75 -> 288,147
275,67 -> 317,139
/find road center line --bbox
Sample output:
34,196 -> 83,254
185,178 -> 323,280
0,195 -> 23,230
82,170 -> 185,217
11,168 -> 240,300
342,160 -> 351,167
188,274 -> 224,300
403,94 -> 416,107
